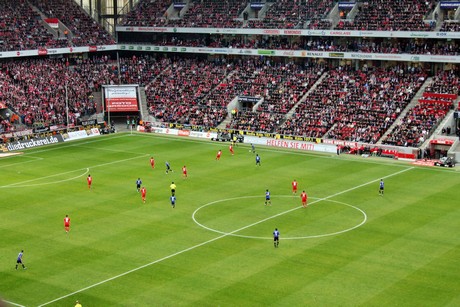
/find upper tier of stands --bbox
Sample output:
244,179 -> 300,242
29,0 -> 114,46
0,0 -> 114,52
335,0 -> 436,31
119,0 -> 460,31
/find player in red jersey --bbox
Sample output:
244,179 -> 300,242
141,187 -> 147,203
229,144 -> 234,155
292,179 -> 298,194
150,157 -> 155,169
216,149 -> 222,160
182,165 -> 188,178
87,174 -> 92,189
300,190 -> 308,208
64,215 -> 70,233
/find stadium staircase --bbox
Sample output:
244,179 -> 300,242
28,3 -> 72,39
138,87 -> 160,124
376,77 -> 433,144
282,71 -> 329,124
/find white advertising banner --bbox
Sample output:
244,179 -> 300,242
64,129 -> 101,141
0,45 -> 117,59
117,26 -> 460,39
244,136 -> 337,154
150,127 -> 217,139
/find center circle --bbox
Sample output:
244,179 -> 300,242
192,195 -> 367,240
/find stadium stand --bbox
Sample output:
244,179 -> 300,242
165,0 -> 246,28
120,0 -> 335,30
121,0 -> 172,26
28,0 -> 115,46
440,21 -> 460,32
0,55 -> 165,128
225,61 -> 325,132
279,65 -> 427,143
0,0 -> 68,51
382,69 -> 459,147
146,57 -> 232,127
335,0 -> 436,31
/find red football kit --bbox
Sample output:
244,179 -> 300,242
229,145 -> 234,155
292,181 -> 298,193
150,158 -> 155,168
182,166 -> 187,177
301,192 -> 308,207
216,150 -> 222,160
87,176 -> 92,189
141,187 -> 147,202
64,216 -> 70,232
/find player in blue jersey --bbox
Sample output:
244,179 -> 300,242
251,143 -> 255,153
256,154 -> 261,166
170,195 -> 176,208
273,228 -> 280,248
165,161 -> 173,174
15,250 -> 26,270
379,179 -> 384,196
136,178 -> 142,192
265,189 -> 271,206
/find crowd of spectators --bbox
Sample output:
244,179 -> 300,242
166,0 -> 245,28
1,52 -> 456,149
0,0 -> 115,52
279,65 -> 427,143
121,0 -> 172,27
226,61 -> 325,132
120,0 -> 336,29
0,0 -> 67,52
0,114 -> 12,133
248,0 -> 305,29
335,0 -> 436,31
29,0 -> 115,46
440,21 -> 460,32
0,55 -> 165,128
146,57 -> 232,127
383,69 -> 459,147
307,19 -> 332,30
425,68 -> 460,95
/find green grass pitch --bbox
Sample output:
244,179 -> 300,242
0,133 -> 459,306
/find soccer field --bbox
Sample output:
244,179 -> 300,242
1,133 -> 459,307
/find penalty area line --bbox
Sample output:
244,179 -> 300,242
36,166 -> 414,306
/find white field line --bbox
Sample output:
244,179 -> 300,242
0,154 -> 149,189
36,166 -> 413,307
0,156 -> 44,169
1,168 -> 90,188
3,299 -> 26,307
192,196 -> 368,240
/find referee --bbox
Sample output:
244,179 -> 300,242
170,181 -> 176,196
